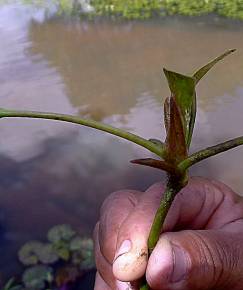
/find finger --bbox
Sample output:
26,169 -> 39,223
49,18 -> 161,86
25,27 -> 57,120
99,190 -> 141,263
112,177 -> 222,282
94,222 -> 134,290
94,272 -> 133,290
112,177 -> 243,283
205,178 -> 243,230
94,272 -> 112,290
113,183 -> 165,282
163,177 -> 243,232
146,229 -> 243,290
94,222 -> 116,289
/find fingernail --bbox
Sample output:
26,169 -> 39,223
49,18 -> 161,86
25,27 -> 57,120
170,243 -> 190,283
114,240 -> 132,261
116,280 -> 131,290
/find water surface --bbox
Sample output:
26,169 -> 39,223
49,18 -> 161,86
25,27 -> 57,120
0,3 -> 243,284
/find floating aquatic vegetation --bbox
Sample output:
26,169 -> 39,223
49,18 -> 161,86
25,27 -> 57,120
4,224 -> 95,290
18,241 -> 43,266
91,0 -> 243,19
2,0 -> 243,20
2,278 -> 22,290
22,265 -> 53,289
18,241 -> 59,266
37,243 -> 60,264
47,224 -> 76,244
216,0 -> 243,20
70,237 -> 95,270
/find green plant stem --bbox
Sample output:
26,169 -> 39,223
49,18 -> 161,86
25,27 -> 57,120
139,175 -> 185,290
178,135 -> 243,171
0,109 -> 165,157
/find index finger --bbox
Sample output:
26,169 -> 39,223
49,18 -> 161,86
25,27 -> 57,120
98,189 -> 141,263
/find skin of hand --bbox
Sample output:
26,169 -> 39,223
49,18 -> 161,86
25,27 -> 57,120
93,177 -> 243,290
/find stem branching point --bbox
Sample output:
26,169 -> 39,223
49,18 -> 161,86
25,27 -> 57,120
0,49 -> 240,290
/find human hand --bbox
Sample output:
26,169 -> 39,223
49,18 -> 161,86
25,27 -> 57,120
93,177 -> 243,290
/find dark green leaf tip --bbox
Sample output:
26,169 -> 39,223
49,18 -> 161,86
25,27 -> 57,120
193,49 -> 236,84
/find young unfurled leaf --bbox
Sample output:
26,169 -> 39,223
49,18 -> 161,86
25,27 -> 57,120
193,49 -> 236,84
165,98 -> 187,164
163,69 -> 196,148
130,158 -> 175,174
163,49 -> 235,151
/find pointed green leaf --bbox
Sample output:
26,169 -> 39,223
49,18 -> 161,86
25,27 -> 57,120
163,69 -> 196,147
165,98 -> 187,164
193,49 -> 236,84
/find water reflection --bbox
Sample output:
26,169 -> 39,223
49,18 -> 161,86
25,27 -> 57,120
0,132 -> 162,280
0,4 -> 78,161
0,3 -> 243,284
26,15 -> 243,192
28,17 -> 243,115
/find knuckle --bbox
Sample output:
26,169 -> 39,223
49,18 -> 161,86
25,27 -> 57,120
100,191 -> 123,213
100,190 -> 137,215
190,231 -> 242,289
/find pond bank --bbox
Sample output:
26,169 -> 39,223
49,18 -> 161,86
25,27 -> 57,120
89,0 -> 243,20
20,0 -> 243,20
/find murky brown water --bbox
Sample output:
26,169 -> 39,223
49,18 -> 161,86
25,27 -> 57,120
0,3 -> 243,284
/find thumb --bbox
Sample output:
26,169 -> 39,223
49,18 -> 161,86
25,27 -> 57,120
146,229 -> 243,290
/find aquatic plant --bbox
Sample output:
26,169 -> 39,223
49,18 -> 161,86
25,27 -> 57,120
162,0 -> 216,16
90,0 -> 243,19
22,265 -> 53,289
2,278 -> 22,290
18,241 -> 59,265
90,0 -> 164,19
0,49 -> 242,289
47,224 -> 76,244
216,0 -> 243,20
3,224 -> 95,290
3,0 -> 243,20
